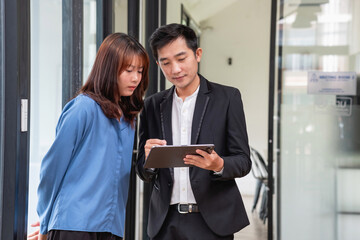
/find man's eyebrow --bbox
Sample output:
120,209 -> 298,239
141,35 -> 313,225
174,51 -> 186,57
159,51 -> 187,62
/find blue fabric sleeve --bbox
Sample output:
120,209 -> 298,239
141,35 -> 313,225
36,97 -> 93,234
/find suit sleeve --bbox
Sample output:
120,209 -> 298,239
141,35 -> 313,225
213,88 -> 251,180
36,99 -> 92,234
135,102 -> 158,182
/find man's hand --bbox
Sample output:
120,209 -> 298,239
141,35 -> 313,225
184,149 -> 224,172
27,222 -> 47,240
144,139 -> 167,159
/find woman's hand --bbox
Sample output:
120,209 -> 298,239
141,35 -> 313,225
27,222 -> 47,240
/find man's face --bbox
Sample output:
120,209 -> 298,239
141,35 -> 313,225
157,37 -> 202,93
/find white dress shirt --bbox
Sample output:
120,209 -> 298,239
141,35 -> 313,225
170,86 -> 199,205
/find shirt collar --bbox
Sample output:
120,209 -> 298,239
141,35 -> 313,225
173,85 -> 200,103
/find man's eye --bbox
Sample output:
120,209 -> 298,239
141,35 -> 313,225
179,58 -> 185,61
162,62 -> 169,66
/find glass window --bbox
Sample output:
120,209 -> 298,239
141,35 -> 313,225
28,0 -> 63,232
83,0 -> 97,83
278,0 -> 360,239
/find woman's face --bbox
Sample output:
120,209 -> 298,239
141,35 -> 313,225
118,56 -> 144,97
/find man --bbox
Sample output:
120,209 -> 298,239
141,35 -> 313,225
136,23 -> 251,240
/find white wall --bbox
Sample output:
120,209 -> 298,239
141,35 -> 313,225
200,0 -> 270,162
167,0 -> 182,25
166,0 -> 272,195
114,0 -> 128,33
201,0 -> 270,195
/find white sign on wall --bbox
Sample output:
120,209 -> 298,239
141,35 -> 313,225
307,71 -> 357,96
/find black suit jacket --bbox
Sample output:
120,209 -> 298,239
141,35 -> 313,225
136,75 -> 251,237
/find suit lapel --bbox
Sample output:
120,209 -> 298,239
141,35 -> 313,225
160,87 -> 174,145
191,75 -> 210,144
160,87 -> 175,179
190,75 -> 211,177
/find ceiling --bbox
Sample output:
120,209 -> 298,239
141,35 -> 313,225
181,0 -> 238,25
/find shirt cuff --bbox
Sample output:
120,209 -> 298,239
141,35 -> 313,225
213,167 -> 224,175
40,223 -> 48,235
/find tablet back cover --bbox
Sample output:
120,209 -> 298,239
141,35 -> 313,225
144,144 -> 214,168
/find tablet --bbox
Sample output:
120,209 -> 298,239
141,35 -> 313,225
144,144 -> 215,168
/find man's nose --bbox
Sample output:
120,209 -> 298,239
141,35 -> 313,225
171,62 -> 181,74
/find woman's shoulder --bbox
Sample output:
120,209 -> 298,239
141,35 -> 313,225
61,94 -> 100,118
66,94 -> 98,109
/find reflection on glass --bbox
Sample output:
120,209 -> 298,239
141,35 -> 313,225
279,0 -> 360,239
28,0 -> 63,232
83,0 -> 97,83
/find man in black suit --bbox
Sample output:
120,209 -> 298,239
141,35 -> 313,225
136,23 -> 251,240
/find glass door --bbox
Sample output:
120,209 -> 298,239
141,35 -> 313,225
28,0 -> 63,232
0,1 -> 4,234
277,0 -> 360,239
28,0 -> 98,233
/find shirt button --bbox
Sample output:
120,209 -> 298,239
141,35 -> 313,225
182,188 -> 185,191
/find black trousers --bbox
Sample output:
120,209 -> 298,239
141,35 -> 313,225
151,207 -> 234,240
47,230 -> 122,240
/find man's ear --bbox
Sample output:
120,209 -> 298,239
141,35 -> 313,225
156,61 -> 159,66
195,48 -> 202,62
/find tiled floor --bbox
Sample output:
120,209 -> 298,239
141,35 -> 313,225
234,195 -> 267,240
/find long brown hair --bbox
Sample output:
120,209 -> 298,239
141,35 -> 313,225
79,33 -> 149,125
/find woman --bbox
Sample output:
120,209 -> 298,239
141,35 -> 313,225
32,33 -> 149,240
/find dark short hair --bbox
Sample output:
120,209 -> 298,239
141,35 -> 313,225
149,23 -> 198,60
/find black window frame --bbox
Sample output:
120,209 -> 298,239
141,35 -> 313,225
0,0 -> 31,239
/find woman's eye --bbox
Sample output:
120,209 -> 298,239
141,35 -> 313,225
179,58 -> 185,61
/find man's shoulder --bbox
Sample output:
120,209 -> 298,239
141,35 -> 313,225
206,80 -> 240,97
144,88 -> 173,105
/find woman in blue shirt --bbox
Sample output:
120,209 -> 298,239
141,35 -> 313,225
33,33 -> 149,240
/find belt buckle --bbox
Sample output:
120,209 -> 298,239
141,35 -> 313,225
177,204 -> 189,214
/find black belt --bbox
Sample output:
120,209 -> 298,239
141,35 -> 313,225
170,203 -> 200,214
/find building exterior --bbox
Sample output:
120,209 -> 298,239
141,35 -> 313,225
0,0 -> 359,239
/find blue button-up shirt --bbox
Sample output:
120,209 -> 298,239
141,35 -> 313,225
37,94 -> 134,237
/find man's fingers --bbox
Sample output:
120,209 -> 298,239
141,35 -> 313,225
144,139 -> 166,159
146,139 -> 167,145
184,149 -> 223,171
145,139 -> 166,151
